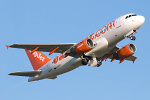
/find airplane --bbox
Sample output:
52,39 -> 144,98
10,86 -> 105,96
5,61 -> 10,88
6,13 -> 145,82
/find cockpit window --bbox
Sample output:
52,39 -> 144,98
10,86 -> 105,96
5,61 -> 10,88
132,14 -> 137,16
125,16 -> 128,19
125,14 -> 137,19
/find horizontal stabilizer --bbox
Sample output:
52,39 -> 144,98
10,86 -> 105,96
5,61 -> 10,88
9,70 -> 41,77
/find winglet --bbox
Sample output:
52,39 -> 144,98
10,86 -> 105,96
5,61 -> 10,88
6,45 -> 10,50
133,60 -> 135,64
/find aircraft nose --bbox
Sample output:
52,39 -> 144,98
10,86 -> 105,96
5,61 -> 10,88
134,15 -> 145,30
138,15 -> 145,26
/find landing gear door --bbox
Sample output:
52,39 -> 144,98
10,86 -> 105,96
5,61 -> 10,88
116,19 -> 121,29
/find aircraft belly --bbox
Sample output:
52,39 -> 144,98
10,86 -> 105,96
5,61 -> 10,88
44,57 -> 82,78
55,58 -> 82,75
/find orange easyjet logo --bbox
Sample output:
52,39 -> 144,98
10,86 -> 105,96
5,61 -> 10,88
53,54 -> 69,64
89,21 -> 115,40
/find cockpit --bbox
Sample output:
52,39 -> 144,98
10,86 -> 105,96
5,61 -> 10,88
125,14 -> 137,19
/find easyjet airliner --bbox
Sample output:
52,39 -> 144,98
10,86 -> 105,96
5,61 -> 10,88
6,13 -> 145,82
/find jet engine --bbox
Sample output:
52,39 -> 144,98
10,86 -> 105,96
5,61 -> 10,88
75,38 -> 94,54
118,44 -> 136,59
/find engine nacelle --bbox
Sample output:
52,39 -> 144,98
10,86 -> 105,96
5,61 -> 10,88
118,44 -> 136,59
75,38 -> 94,54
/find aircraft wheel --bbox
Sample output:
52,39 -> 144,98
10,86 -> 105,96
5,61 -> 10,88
97,61 -> 102,67
82,57 -> 89,65
130,36 -> 136,40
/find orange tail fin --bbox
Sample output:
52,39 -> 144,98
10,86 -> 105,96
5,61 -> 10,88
25,50 -> 51,70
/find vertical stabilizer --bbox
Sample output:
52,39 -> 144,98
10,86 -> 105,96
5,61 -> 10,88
25,50 -> 51,70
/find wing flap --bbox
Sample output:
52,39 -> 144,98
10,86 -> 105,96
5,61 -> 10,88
9,70 -> 41,77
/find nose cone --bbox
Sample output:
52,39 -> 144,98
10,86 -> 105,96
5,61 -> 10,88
133,15 -> 145,30
138,15 -> 145,26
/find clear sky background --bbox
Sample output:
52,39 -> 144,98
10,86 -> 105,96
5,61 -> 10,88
1,0 -> 150,100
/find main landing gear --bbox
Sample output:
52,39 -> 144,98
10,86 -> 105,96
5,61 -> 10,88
96,61 -> 102,67
82,57 -> 89,65
81,55 -> 102,67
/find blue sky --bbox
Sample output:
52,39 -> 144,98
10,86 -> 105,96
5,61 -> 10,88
1,0 -> 150,100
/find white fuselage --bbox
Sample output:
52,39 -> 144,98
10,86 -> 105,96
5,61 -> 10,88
28,14 -> 145,82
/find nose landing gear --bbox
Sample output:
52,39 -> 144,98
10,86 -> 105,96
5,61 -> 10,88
125,30 -> 137,41
130,36 -> 136,40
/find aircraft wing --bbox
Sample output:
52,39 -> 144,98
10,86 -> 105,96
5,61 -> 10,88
125,55 -> 137,61
101,46 -> 137,63
9,43 -> 76,54
9,70 -> 41,77
108,55 -> 137,62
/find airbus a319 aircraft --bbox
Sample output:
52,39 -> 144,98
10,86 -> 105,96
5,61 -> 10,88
7,13 -> 145,82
